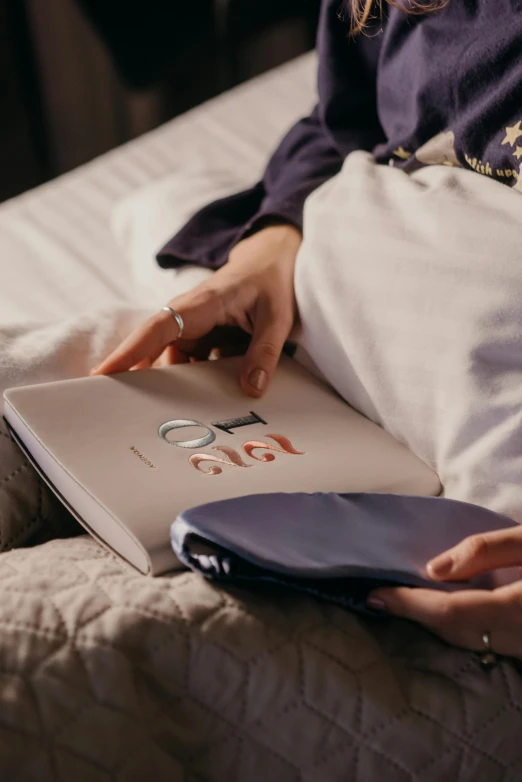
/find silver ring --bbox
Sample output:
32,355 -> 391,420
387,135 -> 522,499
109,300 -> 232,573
162,307 -> 185,340
480,631 -> 498,671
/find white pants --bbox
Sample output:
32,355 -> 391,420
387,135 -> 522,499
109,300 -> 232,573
294,151 -> 522,522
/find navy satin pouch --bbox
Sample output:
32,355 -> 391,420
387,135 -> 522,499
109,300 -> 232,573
171,493 -> 521,615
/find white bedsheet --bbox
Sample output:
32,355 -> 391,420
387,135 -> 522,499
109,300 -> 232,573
0,54 -> 316,327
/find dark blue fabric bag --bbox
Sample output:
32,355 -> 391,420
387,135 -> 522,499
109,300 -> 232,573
171,493 -> 520,615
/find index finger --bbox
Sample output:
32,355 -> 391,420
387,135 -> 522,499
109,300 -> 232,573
427,526 -> 522,582
91,311 -> 181,376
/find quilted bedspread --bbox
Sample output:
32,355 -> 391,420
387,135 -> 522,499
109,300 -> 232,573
1,421 -> 522,781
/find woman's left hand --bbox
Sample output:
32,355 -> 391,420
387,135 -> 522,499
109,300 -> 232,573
368,525 -> 522,660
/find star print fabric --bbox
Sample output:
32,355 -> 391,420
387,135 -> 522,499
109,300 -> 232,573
158,0 -> 522,270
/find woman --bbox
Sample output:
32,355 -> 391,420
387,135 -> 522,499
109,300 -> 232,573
93,0 -> 522,661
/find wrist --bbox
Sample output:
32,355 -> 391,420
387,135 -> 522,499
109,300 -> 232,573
231,218 -> 303,255
258,222 -> 302,247
238,216 -> 301,246
229,222 -> 301,261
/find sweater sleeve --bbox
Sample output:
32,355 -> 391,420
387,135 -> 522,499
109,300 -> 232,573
157,0 -> 385,270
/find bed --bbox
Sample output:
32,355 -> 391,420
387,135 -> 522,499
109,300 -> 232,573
1,53 -> 522,781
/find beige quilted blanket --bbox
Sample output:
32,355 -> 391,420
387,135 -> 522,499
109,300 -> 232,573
1,421 -> 522,781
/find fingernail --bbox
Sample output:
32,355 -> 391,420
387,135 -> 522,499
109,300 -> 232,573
90,366 -> 100,375
366,596 -> 388,613
248,368 -> 268,393
427,554 -> 454,579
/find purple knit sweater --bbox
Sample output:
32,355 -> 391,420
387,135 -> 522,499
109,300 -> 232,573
158,0 -> 522,270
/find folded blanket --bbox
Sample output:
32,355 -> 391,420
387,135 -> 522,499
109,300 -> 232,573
0,307 -> 152,416
171,492 -> 521,614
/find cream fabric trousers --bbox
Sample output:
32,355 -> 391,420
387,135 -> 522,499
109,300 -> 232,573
294,151 -> 522,521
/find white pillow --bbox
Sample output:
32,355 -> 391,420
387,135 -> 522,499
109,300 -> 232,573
111,169 -> 251,307
294,151 -> 522,520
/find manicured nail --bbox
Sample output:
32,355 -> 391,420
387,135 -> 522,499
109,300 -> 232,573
366,596 -> 388,613
427,554 -> 454,579
248,368 -> 268,393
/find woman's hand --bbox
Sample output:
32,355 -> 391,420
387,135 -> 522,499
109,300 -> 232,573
91,223 -> 302,397
368,525 -> 522,660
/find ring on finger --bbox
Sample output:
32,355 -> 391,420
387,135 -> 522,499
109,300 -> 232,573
479,631 -> 499,671
162,307 -> 185,340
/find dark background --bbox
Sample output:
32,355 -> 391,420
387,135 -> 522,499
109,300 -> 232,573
0,0 -> 320,204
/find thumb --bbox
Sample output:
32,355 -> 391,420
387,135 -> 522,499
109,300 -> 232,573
427,526 -> 522,582
240,304 -> 292,398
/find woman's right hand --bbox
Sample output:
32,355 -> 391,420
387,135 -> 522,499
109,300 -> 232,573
91,223 -> 302,398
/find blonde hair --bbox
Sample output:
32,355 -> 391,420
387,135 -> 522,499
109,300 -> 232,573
350,1 -> 448,34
